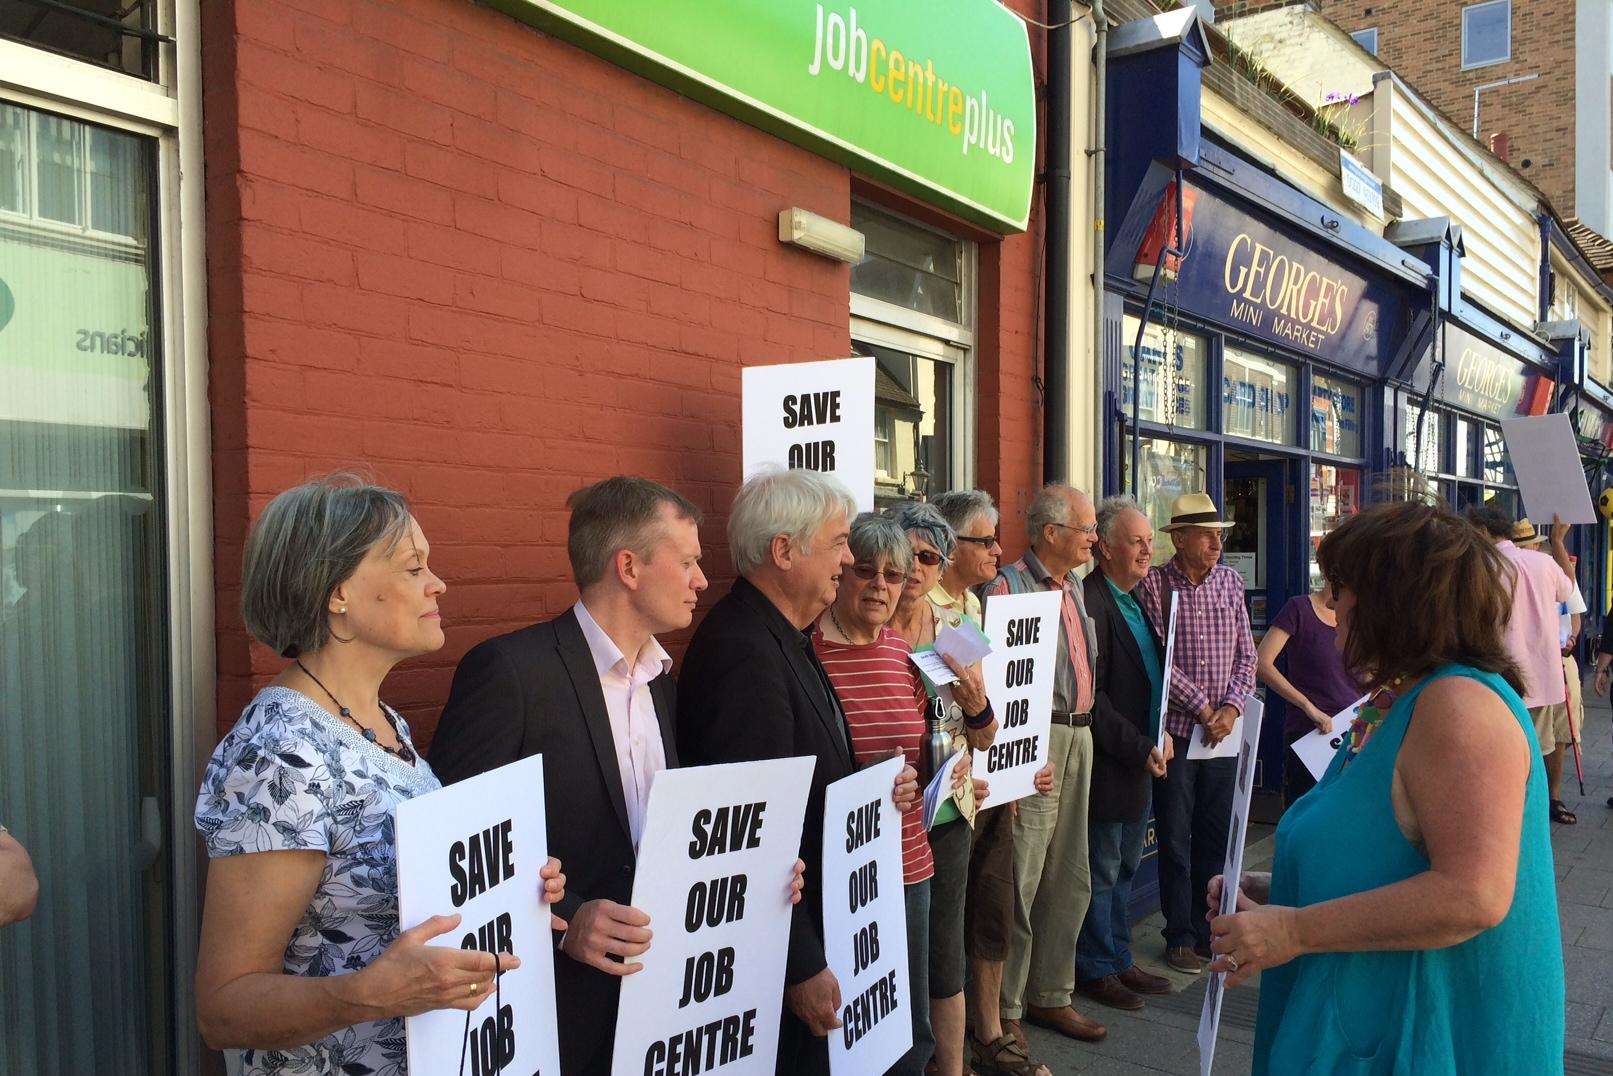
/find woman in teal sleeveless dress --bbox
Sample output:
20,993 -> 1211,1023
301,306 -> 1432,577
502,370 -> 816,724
1204,501 -> 1564,1074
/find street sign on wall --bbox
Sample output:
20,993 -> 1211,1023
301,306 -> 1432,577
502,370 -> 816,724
488,0 -> 1037,233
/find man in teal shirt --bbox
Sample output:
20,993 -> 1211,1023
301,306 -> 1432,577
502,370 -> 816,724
1075,496 -> 1172,1011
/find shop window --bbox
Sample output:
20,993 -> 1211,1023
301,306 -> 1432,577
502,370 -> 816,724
852,202 -> 963,324
1403,401 -> 1444,475
1461,0 -> 1510,69
1453,417 -> 1481,478
0,1 -> 161,80
1223,347 -> 1297,446
1310,372 -> 1362,459
1482,423 -> 1515,486
1309,464 -> 1362,591
1121,314 -> 1208,429
857,339 -> 955,501
0,104 -> 170,1071
1122,437 -> 1208,565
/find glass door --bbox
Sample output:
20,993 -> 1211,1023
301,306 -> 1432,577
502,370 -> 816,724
0,102 -> 171,1075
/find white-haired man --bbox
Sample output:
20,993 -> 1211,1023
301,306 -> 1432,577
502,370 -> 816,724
678,467 -> 919,1076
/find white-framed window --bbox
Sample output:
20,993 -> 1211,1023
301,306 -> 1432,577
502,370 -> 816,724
1461,0 -> 1511,69
0,0 -> 162,80
851,201 -> 976,504
1350,27 -> 1379,56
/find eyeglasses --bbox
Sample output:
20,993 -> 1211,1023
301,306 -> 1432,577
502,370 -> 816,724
912,549 -> 946,567
1051,522 -> 1098,536
850,563 -> 908,587
957,534 -> 1001,547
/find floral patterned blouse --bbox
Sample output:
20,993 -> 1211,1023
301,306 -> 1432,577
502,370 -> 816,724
195,685 -> 440,1076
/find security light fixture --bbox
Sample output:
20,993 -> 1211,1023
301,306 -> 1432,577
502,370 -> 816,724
779,208 -> 866,264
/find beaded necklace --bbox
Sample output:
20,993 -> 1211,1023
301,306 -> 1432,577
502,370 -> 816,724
1342,677 -> 1407,762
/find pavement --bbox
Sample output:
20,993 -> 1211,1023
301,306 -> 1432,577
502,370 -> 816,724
1018,680 -> 1613,1075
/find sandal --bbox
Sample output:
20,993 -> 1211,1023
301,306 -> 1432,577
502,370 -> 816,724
969,1033 -> 1050,1076
1551,799 -> 1578,825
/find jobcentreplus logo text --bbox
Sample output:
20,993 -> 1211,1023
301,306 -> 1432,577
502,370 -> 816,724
807,3 -> 1017,165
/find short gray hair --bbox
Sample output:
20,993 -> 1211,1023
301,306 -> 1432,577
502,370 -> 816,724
895,501 -> 956,560
1026,483 -> 1082,542
931,489 -> 999,536
728,467 -> 858,576
1096,494 -> 1144,546
849,512 -> 915,574
566,476 -> 702,589
241,474 -> 413,658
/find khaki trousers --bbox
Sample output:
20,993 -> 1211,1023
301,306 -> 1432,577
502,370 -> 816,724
1001,722 -> 1094,1019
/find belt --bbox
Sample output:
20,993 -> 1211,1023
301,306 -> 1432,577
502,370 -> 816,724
1050,710 -> 1092,728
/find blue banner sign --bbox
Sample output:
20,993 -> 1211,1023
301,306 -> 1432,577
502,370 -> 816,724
1437,319 -> 1529,420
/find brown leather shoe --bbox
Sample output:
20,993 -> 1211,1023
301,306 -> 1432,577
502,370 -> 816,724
1075,974 -> 1145,1011
1025,1003 -> 1107,1042
1118,963 -> 1173,995
1165,946 -> 1203,974
1003,1018 -> 1027,1051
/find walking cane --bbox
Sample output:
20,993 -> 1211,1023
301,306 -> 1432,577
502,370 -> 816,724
1567,659 -> 1586,797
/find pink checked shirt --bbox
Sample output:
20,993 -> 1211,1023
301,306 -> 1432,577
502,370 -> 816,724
1135,558 -> 1257,738
1496,541 -> 1574,708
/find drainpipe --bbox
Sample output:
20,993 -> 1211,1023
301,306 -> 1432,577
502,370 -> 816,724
1044,0 -> 1073,483
1091,0 -> 1107,493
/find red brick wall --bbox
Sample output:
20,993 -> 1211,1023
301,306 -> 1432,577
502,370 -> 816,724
203,0 -> 1047,744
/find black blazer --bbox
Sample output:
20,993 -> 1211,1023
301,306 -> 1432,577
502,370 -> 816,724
1084,568 -> 1163,823
675,576 -> 855,1076
429,607 -> 676,1076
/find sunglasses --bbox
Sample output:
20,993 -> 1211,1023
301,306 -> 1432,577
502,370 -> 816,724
913,550 -> 945,567
957,534 -> 1000,547
850,563 -> 908,587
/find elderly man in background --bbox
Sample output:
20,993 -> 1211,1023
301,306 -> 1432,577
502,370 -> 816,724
985,483 -> 1106,1045
1468,506 -> 1577,825
1135,492 -> 1254,974
1075,496 -> 1172,1011
677,467 -> 918,1076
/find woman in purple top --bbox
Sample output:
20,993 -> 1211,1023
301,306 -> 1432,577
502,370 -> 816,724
1257,588 -> 1366,803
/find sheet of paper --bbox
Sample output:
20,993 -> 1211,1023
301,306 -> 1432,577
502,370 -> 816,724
1288,694 -> 1369,781
741,356 -> 876,512
1197,698 -> 1264,1076
396,755 -> 562,1076
1157,599 -> 1178,754
909,647 -> 959,686
933,620 -> 993,667
611,757 -> 815,1075
823,758 -> 913,1076
1501,413 -> 1597,525
973,590 -> 1064,807
922,747 -> 966,831
1186,704 -> 1242,760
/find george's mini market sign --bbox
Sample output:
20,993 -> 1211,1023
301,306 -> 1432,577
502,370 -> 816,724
488,0 -> 1037,233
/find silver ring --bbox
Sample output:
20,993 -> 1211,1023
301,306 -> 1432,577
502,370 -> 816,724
1225,955 -> 1240,973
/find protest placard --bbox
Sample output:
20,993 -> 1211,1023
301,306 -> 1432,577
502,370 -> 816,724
1289,695 -> 1369,781
1197,698 -> 1264,1076
975,590 -> 1063,806
822,757 -> 912,1076
1501,413 -> 1597,525
612,757 -> 816,1076
742,356 -> 875,511
1157,598 -> 1178,754
396,755 -> 561,1076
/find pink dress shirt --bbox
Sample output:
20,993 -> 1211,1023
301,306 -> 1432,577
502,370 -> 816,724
573,601 -> 670,848
1496,541 -> 1574,708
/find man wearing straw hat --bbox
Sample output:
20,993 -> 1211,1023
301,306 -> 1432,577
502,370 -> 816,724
1513,517 -> 1587,825
1134,492 -> 1255,974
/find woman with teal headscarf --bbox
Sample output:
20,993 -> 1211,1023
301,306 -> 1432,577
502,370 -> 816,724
1206,500 -> 1563,1074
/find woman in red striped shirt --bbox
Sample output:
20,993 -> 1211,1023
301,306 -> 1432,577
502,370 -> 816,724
814,512 -> 954,1076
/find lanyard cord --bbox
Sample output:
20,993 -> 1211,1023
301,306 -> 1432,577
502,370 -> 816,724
459,951 -> 504,1076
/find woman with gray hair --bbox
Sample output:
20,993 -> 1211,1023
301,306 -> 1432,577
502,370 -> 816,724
192,475 -> 565,1075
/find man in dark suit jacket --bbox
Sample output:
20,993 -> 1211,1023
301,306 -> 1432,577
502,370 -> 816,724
430,476 -> 707,1076
678,467 -> 917,1076
1074,496 -> 1174,1012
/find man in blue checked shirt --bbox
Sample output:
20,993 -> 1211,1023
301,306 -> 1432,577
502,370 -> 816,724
1135,492 -> 1256,975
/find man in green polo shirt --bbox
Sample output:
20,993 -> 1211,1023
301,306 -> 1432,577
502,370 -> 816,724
1075,496 -> 1172,1011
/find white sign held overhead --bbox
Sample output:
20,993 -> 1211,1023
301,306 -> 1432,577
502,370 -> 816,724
975,590 -> 1063,807
611,757 -> 816,1076
1500,413 -> 1598,525
396,755 -> 562,1076
1338,149 -> 1385,218
1197,697 -> 1265,1076
742,356 -> 876,512
823,757 -> 912,1076
1289,695 -> 1369,782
